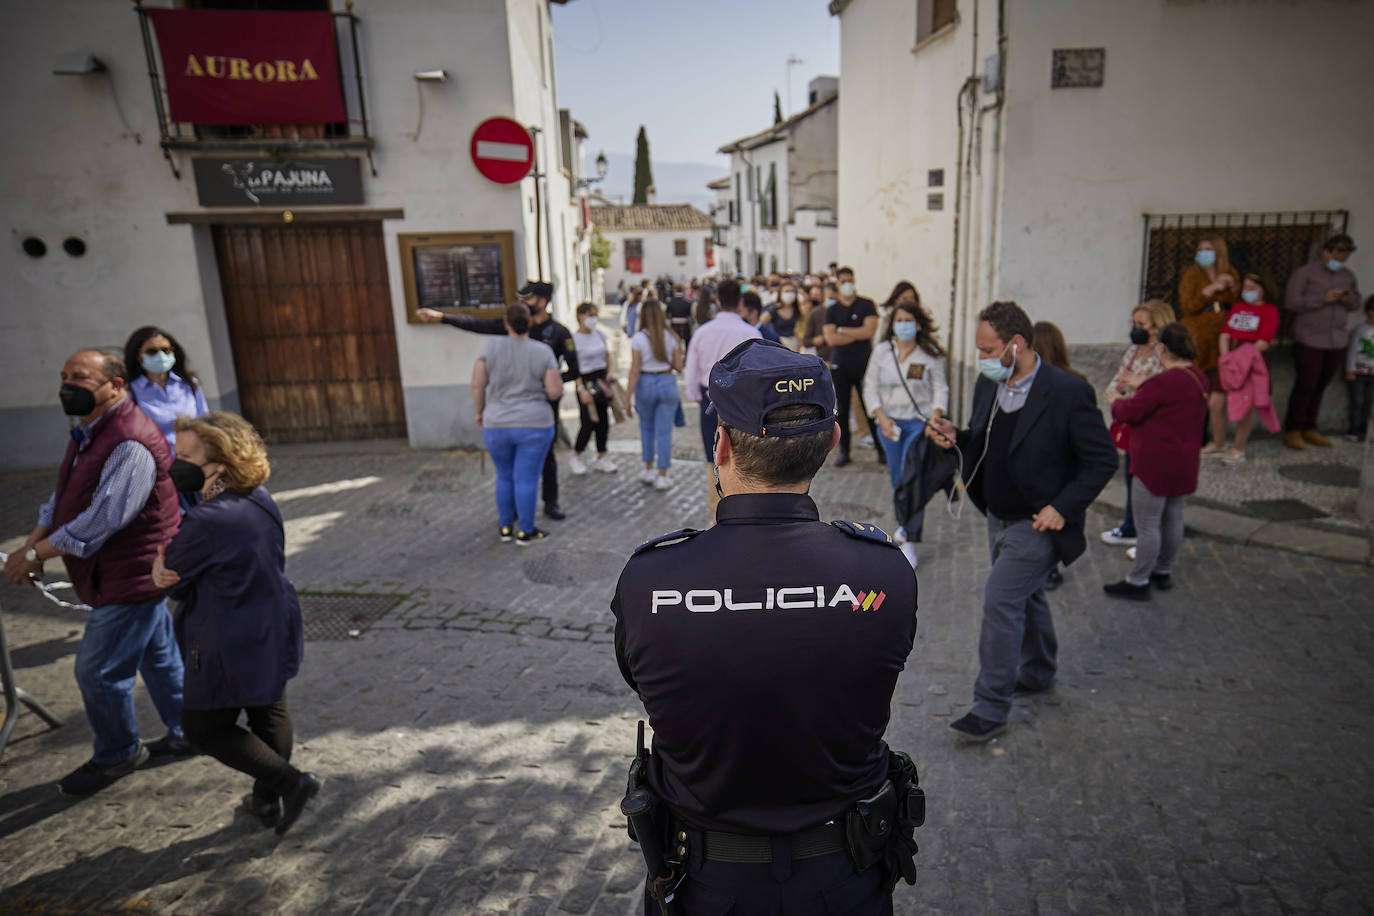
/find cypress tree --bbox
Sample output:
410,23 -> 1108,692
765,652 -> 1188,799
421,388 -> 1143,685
774,91 -> 783,124
632,126 -> 653,205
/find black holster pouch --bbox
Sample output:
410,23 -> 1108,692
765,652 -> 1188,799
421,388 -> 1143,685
622,722 -> 681,916
845,750 -> 925,891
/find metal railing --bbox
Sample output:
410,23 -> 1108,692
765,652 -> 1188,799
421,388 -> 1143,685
134,2 -> 375,177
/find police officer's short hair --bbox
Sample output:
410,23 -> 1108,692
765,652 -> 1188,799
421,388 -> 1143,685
723,404 -> 832,486
978,300 -> 1034,347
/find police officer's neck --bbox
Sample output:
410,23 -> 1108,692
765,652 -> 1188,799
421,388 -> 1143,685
720,477 -> 811,498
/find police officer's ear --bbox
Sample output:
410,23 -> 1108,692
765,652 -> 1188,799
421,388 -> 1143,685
713,428 -> 731,467
827,421 -> 841,454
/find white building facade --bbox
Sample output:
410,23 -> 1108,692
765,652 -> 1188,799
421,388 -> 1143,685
1,0 -> 589,470
590,204 -> 714,294
718,78 -> 839,278
831,0 -> 1373,414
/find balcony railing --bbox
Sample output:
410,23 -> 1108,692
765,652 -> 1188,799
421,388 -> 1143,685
135,4 -> 374,177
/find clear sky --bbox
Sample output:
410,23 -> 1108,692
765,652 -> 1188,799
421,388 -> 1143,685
551,0 -> 840,168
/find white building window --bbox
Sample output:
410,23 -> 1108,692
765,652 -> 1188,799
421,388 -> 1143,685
916,0 -> 957,45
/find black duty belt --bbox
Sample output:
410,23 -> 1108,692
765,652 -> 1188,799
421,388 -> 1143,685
699,820 -> 846,863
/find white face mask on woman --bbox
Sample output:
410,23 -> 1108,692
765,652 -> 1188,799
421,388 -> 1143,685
584,316 -> 598,331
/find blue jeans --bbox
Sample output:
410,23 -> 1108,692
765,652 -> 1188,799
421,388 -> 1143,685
636,374 -> 679,469
75,598 -> 184,765
878,417 -> 925,489
971,516 -> 1059,723
880,417 -> 927,540
484,425 -> 556,532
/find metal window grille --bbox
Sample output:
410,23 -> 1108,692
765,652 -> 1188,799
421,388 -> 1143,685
1139,210 -> 1349,341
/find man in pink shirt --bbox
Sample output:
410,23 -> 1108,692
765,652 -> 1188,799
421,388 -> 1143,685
683,280 -> 761,517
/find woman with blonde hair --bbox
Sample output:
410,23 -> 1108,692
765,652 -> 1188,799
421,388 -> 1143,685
626,297 -> 684,489
1100,299 -> 1174,548
151,412 -> 316,835
1178,234 -> 1240,454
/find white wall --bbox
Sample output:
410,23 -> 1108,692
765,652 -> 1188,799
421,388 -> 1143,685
834,0 -> 965,343
0,0 -> 575,466
994,0 -> 1374,345
599,230 -> 711,292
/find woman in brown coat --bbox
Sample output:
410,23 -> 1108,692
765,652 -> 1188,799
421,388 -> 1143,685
1178,233 -> 1239,454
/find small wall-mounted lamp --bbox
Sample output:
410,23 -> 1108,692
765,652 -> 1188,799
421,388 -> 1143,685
53,53 -> 106,76
410,70 -> 448,141
576,150 -> 609,189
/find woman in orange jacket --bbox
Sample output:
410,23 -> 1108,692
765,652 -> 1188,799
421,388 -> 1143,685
1178,234 -> 1240,454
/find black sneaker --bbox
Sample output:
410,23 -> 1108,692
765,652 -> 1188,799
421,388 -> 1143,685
1149,573 -> 1173,591
516,528 -> 548,546
145,734 -> 197,758
1103,580 -> 1151,601
833,452 -> 851,468
950,713 -> 1006,743
57,744 -> 151,797
243,792 -> 281,829
499,525 -> 514,543
543,504 -> 566,521
275,772 -> 321,836
1045,567 -> 1064,591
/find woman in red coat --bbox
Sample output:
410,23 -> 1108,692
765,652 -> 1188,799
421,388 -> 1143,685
1103,323 -> 1210,601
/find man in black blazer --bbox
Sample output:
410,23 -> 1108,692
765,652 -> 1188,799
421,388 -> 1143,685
928,302 -> 1117,742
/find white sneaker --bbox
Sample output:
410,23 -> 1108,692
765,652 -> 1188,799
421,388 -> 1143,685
593,455 -> 619,473
653,475 -> 672,491
900,541 -> 918,568
639,469 -> 656,485
895,526 -> 907,544
1100,527 -> 1136,545
859,435 -> 875,448
1126,546 -> 1137,561
569,454 -> 588,475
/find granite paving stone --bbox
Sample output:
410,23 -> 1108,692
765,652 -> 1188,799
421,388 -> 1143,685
1,411 -> 1372,914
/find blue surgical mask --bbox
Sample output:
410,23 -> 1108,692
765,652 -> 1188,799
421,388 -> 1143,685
892,321 -> 918,342
1195,250 -> 1217,268
977,342 -> 1015,382
1327,259 -> 1345,272
1241,290 -> 1261,304
141,351 -> 176,375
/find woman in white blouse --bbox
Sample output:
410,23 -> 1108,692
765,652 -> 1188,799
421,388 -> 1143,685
862,297 -> 948,563
625,299 -> 685,490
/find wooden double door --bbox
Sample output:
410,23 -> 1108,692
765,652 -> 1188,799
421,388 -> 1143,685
213,222 -> 407,443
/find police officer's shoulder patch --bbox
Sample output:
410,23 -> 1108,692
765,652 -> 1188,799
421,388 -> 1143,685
632,528 -> 702,555
830,520 -> 896,546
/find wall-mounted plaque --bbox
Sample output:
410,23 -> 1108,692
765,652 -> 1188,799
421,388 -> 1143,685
193,157 -> 363,207
398,231 -> 517,322
1052,48 -> 1106,89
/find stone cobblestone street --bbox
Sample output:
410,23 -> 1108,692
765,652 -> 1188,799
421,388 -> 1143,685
2,411 -> 1373,915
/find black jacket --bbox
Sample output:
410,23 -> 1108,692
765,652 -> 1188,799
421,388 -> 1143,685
955,365 -> 1117,565
612,493 -> 917,835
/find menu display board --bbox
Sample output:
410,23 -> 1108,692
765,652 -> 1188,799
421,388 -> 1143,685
398,231 -> 517,322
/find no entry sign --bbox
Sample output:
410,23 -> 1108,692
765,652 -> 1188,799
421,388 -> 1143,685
470,117 -> 534,184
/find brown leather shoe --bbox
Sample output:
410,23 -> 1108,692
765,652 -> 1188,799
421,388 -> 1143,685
1283,430 -> 1306,450
1302,429 -> 1332,447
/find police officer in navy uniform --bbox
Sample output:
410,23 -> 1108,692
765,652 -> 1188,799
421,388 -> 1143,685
612,339 -> 920,915
417,280 -> 578,520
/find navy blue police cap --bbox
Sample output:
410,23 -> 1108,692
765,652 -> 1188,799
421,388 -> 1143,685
707,339 -> 836,438
518,280 -> 555,299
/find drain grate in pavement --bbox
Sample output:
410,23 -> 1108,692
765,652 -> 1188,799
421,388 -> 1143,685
297,592 -> 404,640
523,549 -> 625,586
1240,499 -> 1329,522
1276,463 -> 1360,489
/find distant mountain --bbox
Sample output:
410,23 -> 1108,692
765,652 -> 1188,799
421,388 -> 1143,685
587,150 -> 724,214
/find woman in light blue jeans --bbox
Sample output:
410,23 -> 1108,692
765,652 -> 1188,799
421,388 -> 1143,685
473,303 -> 563,544
626,299 -> 684,490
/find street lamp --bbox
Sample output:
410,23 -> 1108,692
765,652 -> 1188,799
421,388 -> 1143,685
578,150 -> 609,189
